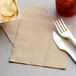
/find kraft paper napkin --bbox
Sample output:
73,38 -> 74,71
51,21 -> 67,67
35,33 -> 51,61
2,19 -> 20,44
2,3 -> 71,69
2,8 -> 24,44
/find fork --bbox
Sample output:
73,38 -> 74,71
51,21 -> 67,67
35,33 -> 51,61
54,18 -> 76,46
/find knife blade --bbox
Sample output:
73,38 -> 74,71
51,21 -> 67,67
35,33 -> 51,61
53,31 -> 76,63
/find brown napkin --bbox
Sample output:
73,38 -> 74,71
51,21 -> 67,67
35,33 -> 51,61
2,3 -> 71,69
2,9 -> 23,44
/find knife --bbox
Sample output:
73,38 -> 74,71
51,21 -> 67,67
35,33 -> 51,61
53,31 -> 76,63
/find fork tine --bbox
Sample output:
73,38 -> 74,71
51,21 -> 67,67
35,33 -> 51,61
61,18 -> 68,31
56,20 -> 63,33
58,19 -> 66,32
54,21 -> 62,34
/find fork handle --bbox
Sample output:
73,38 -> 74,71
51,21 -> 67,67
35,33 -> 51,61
65,48 -> 76,62
70,35 -> 76,47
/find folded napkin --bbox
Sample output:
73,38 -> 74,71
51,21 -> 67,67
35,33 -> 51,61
2,3 -> 71,69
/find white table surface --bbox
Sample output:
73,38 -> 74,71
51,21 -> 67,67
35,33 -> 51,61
0,0 -> 76,76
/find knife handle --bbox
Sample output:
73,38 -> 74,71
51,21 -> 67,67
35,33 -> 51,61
65,48 -> 76,63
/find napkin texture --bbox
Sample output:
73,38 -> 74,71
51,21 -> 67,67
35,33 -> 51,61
2,3 -> 71,69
